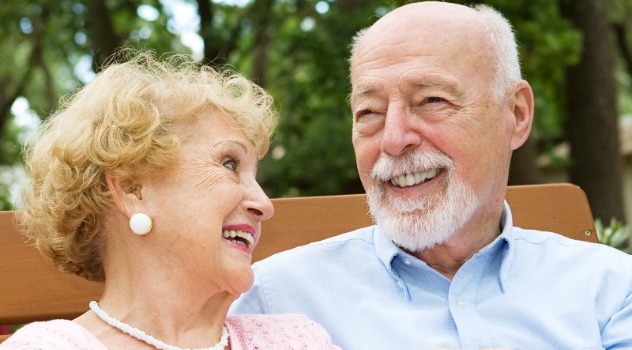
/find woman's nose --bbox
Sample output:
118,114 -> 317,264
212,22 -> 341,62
245,180 -> 274,221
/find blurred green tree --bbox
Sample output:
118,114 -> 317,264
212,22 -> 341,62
0,0 -> 630,228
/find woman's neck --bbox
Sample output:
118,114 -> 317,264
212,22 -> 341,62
77,262 -> 235,349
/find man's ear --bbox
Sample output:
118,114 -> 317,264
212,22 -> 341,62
105,173 -> 143,217
508,80 -> 534,150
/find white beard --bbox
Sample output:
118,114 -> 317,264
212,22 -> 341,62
366,150 -> 478,252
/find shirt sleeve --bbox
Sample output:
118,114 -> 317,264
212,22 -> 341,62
602,290 -> 632,349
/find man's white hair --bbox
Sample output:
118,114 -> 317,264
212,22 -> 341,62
473,4 -> 522,101
349,4 -> 522,102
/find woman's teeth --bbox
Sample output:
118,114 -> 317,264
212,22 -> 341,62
222,230 -> 254,249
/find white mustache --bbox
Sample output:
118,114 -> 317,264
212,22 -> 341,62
370,149 -> 453,182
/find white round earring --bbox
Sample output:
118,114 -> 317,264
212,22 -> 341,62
129,213 -> 152,236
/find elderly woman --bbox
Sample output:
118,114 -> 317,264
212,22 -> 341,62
1,52 -> 339,350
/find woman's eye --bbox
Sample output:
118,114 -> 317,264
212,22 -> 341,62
223,158 -> 237,171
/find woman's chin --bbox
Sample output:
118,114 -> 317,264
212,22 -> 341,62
226,268 -> 254,295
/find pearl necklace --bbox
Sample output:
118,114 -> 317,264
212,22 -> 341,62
89,301 -> 229,350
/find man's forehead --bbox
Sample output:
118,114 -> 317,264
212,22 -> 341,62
355,2 -> 485,54
372,1 -> 480,29
353,26 -> 485,73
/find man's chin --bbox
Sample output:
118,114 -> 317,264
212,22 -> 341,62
384,228 -> 453,252
376,207 -> 460,250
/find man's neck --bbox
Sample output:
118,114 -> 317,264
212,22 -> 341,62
412,220 -> 502,280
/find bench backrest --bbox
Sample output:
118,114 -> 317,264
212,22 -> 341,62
253,183 -> 598,260
0,183 -> 597,341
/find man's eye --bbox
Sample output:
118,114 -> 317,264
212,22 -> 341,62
223,158 -> 237,171
426,96 -> 445,104
355,109 -> 378,120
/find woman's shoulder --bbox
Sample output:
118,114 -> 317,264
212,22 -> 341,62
0,319 -> 107,350
226,314 -> 340,349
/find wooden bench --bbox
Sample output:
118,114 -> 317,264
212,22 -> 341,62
0,183 -> 597,342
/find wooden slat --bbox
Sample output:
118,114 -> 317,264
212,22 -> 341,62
0,183 -> 597,338
256,183 -> 597,262
255,194 -> 373,261
0,211 -> 103,325
505,183 -> 597,243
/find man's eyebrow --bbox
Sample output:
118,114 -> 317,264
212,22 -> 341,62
351,77 -> 461,102
350,87 -> 378,105
411,80 -> 441,87
409,77 -> 459,90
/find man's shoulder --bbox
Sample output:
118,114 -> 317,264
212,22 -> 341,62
510,226 -> 632,265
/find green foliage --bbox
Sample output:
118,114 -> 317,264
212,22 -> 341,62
611,0 -> 632,115
0,0 -> 630,203
255,0 -> 584,197
250,0 -> 396,197
595,218 -> 631,253
0,0 -> 182,207
0,116 -> 24,166
0,181 -> 12,210
453,0 -> 582,143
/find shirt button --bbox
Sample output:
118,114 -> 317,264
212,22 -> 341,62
457,300 -> 466,308
403,258 -> 412,265
397,281 -> 405,289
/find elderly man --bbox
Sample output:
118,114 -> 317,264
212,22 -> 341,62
230,2 -> 632,349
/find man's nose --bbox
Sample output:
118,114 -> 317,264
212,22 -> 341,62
380,105 -> 422,156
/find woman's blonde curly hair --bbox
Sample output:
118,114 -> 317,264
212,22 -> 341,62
19,51 -> 278,282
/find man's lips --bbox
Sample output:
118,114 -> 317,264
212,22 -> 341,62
388,168 -> 442,188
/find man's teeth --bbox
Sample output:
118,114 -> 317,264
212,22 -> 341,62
222,230 -> 254,248
390,168 -> 439,187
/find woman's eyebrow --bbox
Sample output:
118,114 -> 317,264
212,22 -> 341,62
210,139 -> 249,153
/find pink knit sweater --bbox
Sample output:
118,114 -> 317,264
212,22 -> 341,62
0,314 -> 340,349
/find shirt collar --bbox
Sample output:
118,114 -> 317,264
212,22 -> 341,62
373,226 -> 413,300
497,200 -> 515,292
371,201 -> 516,292
473,200 -> 514,292
373,225 -> 401,272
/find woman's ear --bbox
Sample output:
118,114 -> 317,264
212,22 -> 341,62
105,173 -> 143,217
508,80 -> 535,150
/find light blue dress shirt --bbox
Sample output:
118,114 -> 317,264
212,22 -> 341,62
230,202 -> 632,349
